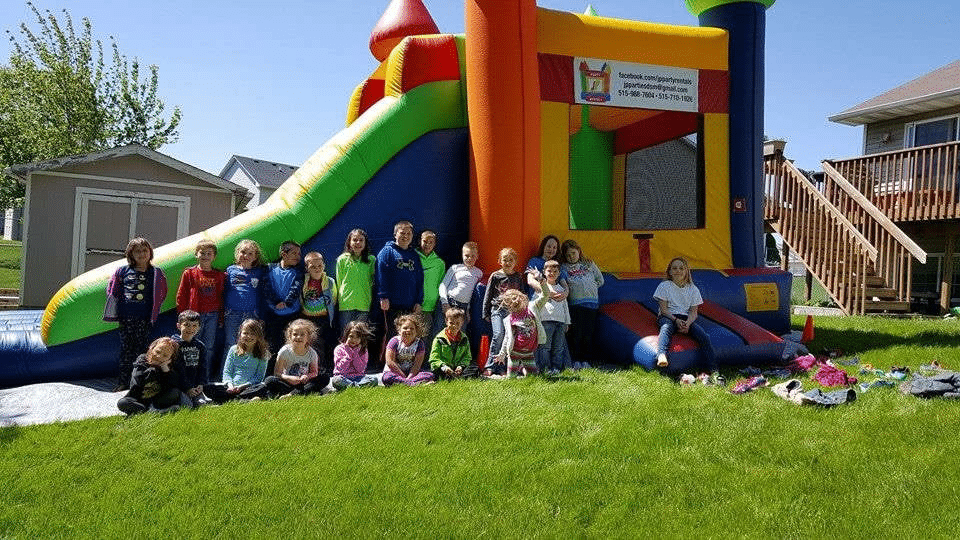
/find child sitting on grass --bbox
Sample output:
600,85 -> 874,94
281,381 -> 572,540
203,319 -> 271,403
263,318 -> 328,398
331,321 -> 379,390
117,337 -> 182,416
382,314 -> 434,386
429,307 -> 477,380
497,270 -> 549,378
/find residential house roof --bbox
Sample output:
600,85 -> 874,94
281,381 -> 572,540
4,144 -> 252,203
829,60 -> 960,126
219,155 -> 297,189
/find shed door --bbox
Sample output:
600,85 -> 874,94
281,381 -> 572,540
73,189 -> 189,276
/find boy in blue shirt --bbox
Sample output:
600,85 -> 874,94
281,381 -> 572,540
171,310 -> 209,407
265,241 -> 304,367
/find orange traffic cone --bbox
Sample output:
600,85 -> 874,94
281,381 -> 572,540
801,315 -> 814,342
478,335 -> 490,368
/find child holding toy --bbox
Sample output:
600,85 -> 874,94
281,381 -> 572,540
331,321 -> 379,390
203,319 -> 271,403
438,241 -> 483,324
265,240 -> 304,360
263,319 -> 329,398
497,271 -> 550,378
481,247 -> 526,376
653,257 -> 721,384
117,337 -> 182,415
223,239 -> 267,369
175,239 -> 224,382
381,314 -> 434,386
336,228 -> 375,330
429,307 -> 477,380
561,239 -> 604,369
301,251 -> 338,374
104,237 -> 168,391
417,229 -> 446,343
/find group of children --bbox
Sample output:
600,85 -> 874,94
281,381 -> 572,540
109,222 -> 713,414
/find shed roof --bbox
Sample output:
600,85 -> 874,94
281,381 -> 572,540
4,144 -> 252,203
829,60 -> 960,126
220,155 -> 297,189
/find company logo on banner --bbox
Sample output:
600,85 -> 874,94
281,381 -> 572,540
574,57 -> 699,112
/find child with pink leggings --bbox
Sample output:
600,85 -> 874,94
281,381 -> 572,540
381,314 -> 434,386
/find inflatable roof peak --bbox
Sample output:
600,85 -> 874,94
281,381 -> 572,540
369,0 -> 440,61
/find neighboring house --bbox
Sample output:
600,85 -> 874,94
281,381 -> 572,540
829,60 -> 960,312
2,207 -> 23,241
219,155 -> 297,210
766,60 -> 960,314
4,144 -> 251,308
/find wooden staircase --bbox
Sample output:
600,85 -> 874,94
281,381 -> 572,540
763,153 -> 926,315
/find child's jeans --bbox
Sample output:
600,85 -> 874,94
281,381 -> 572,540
656,314 -> 718,372
540,320 -> 569,371
338,310 -> 369,335
198,311 -> 219,382
331,374 -> 379,390
484,307 -> 509,375
382,369 -> 435,386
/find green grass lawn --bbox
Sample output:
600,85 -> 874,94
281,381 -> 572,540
0,240 -> 21,290
791,275 -> 834,307
3,315 -> 960,538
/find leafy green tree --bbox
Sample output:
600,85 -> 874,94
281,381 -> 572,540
0,2 -> 181,207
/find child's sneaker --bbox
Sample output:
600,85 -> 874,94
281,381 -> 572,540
656,353 -> 669,368
679,374 -> 696,385
710,371 -> 726,386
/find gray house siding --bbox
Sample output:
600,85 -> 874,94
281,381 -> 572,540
864,104 -> 960,155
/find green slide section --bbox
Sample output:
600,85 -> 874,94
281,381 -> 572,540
569,105 -> 614,230
42,80 -> 466,346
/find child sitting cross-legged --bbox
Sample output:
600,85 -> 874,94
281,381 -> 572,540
117,337 -> 183,416
263,318 -> 330,398
497,270 -> 550,378
381,314 -> 435,386
429,307 -> 478,380
331,321 -> 379,390
203,319 -> 271,404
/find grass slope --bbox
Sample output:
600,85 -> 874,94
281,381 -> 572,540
3,315 -> 960,538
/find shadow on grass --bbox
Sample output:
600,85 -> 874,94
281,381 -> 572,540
0,423 -> 22,444
811,326 -> 960,356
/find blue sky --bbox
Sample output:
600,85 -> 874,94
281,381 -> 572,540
2,0 -> 957,174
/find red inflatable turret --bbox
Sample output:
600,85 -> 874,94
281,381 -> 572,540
369,0 -> 440,61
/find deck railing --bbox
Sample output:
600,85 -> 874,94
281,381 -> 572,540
827,141 -> 960,222
763,154 -> 876,314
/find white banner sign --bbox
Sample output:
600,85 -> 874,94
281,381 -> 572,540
574,57 -> 699,112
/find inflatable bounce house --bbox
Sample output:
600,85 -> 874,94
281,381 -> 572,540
0,0 -> 788,387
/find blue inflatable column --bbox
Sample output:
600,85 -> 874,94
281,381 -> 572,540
690,0 -> 775,268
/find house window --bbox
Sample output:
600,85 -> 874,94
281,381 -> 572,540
905,115 -> 959,148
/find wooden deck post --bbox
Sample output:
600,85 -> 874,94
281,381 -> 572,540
941,233 -> 955,314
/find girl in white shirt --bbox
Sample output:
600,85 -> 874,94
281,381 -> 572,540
652,257 -> 721,383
